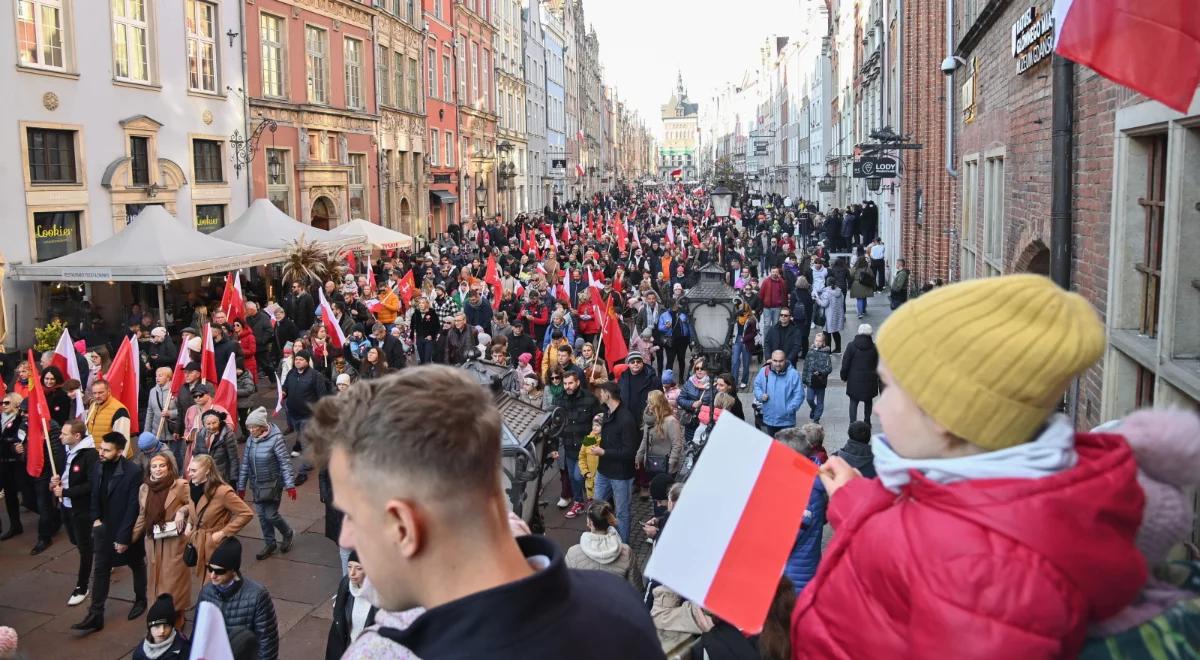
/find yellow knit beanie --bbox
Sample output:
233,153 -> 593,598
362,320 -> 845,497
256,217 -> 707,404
876,274 -> 1104,450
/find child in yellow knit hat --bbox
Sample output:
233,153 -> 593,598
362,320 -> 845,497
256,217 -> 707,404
790,274 -> 1146,658
576,414 -> 603,501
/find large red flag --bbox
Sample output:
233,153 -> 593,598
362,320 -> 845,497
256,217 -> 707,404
484,255 -> 504,310
105,336 -> 141,437
212,354 -> 239,432
219,272 -> 244,323
396,270 -> 416,306
599,298 -> 628,369
1054,0 -> 1200,113
318,288 -> 347,348
344,249 -> 357,274
615,217 -> 628,253
24,350 -> 53,478
200,324 -> 218,385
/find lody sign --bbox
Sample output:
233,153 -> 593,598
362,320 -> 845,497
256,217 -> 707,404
852,156 -> 898,178
1012,6 -> 1054,74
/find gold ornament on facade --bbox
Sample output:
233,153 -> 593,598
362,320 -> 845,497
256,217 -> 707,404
42,92 -> 59,111
202,110 -> 214,125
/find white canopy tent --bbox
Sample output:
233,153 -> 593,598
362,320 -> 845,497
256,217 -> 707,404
327,218 -> 414,251
213,199 -> 365,252
9,206 -> 279,283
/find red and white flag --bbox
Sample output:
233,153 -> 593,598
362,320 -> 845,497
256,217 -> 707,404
730,207 -> 742,223
575,163 -> 586,179
50,327 -> 85,418
666,220 -> 676,247
169,333 -> 192,396
644,414 -> 818,633
219,272 -> 244,323
200,324 -> 218,385
274,373 -> 284,415
1054,0 -> 1200,113
106,336 -> 142,440
318,288 -> 347,349
669,167 -> 683,179
586,268 -> 603,290
212,355 -> 239,432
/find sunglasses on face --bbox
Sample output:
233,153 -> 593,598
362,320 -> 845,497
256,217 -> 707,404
206,565 -> 229,575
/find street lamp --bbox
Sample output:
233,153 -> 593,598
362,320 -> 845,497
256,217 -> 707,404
681,263 -> 740,374
865,175 -> 881,192
817,174 -> 836,192
267,152 -> 282,183
475,176 -> 488,223
710,185 -> 733,219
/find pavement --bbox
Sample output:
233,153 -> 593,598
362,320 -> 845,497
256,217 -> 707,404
0,293 -> 891,658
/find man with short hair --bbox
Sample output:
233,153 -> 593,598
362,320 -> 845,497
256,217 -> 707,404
196,537 -> 280,660
759,266 -> 789,338
441,313 -> 476,365
85,379 -> 130,452
281,350 -> 330,455
754,350 -> 805,437
308,367 -> 661,658
765,308 -> 805,368
284,281 -> 315,330
53,418 -> 97,607
555,371 -> 601,518
591,381 -> 640,543
371,322 -> 407,370
889,258 -> 910,309
72,432 -> 147,632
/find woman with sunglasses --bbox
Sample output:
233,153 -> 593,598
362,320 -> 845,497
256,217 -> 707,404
182,454 -> 253,581
0,394 -> 28,540
133,452 -> 191,628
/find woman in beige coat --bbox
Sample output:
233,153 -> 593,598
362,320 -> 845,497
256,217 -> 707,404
133,452 -> 192,628
182,454 -> 253,580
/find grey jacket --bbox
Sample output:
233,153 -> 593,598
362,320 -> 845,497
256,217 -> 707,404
143,384 -> 178,442
194,426 -> 239,486
236,425 -> 294,498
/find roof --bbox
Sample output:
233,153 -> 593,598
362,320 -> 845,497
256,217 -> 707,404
327,218 -> 414,251
213,199 -> 363,252
8,206 -> 280,283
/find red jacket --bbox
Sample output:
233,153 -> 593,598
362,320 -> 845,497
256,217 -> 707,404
791,432 -> 1145,659
760,276 -> 788,308
576,299 -> 603,336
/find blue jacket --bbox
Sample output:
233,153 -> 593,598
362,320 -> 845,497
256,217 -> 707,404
784,466 -> 828,594
657,309 -> 692,340
237,425 -> 296,495
753,364 -> 804,428
542,321 -> 576,349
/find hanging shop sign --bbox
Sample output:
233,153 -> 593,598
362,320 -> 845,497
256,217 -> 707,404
1012,6 -> 1054,74
852,156 -> 899,178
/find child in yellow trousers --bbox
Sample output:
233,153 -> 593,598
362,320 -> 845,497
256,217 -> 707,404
577,414 -> 603,500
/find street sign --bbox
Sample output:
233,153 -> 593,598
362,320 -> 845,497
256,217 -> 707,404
853,156 -> 899,178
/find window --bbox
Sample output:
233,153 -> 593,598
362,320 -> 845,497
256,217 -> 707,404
130,136 -> 149,185
961,157 -> 979,278
349,153 -> 367,219
406,0 -> 415,23
442,54 -> 451,102
445,130 -> 454,167
982,154 -> 1004,276
434,0 -> 442,20
1135,134 -> 1168,338
457,37 -> 466,102
305,25 -> 328,104
260,13 -> 285,97
396,150 -> 406,183
26,127 -> 77,184
193,139 -> 223,183
469,42 -> 478,104
408,56 -> 419,111
394,51 -> 405,110
32,211 -> 82,262
380,149 -> 391,223
307,131 -> 321,160
16,0 -> 66,69
429,128 -> 440,166
428,47 -> 437,99
185,0 -> 217,92
112,0 -> 150,82
195,204 -> 224,234
344,38 -> 363,109
377,44 -> 389,106
480,49 -> 489,110
327,133 -> 340,164
266,148 -> 291,214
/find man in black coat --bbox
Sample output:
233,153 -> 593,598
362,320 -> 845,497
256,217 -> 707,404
211,324 -> 242,375
325,551 -> 378,660
592,381 -> 640,543
245,302 -> 277,382
370,323 -> 407,370
284,281 -> 315,331
505,322 -> 537,364
617,352 -> 660,423
72,432 -> 147,632
840,324 -> 881,424
28,410 -> 65,555
272,308 -> 300,357
281,351 -> 330,454
53,418 -> 97,606
765,309 -> 805,367
554,371 -> 602,517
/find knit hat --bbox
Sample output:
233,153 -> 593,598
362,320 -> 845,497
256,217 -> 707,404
876,274 -> 1103,450
185,361 -> 201,373
626,351 -> 644,364
74,339 -> 87,354
146,594 -> 175,628
336,373 -> 352,386
348,550 -> 360,564
294,349 -> 312,362
209,536 -> 242,572
0,626 -> 16,657
245,407 -> 269,429
661,369 -> 676,385
137,432 -> 160,453
187,336 -> 202,352
649,473 -> 674,501
518,352 -> 532,364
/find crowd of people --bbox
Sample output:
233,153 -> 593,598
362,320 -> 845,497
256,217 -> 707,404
0,184 -> 1197,658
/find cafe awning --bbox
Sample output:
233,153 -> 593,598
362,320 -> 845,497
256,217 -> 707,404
7,206 -> 280,283
213,198 -> 365,252
326,218 -> 414,251
429,190 -> 459,205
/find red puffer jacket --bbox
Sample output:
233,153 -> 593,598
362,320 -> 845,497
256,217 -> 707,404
791,432 -> 1146,659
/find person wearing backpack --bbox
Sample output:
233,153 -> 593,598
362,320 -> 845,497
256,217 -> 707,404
849,257 -> 874,319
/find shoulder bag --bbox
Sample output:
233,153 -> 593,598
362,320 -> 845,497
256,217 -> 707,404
183,498 -> 212,568
643,422 -> 669,475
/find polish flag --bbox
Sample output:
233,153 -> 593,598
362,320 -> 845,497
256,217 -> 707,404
561,223 -> 571,245
632,224 -> 640,247
211,354 -> 239,432
1054,0 -> 1200,113
730,207 -> 742,223
645,414 -> 818,633
50,327 -> 85,418
318,288 -> 347,349
274,373 -> 284,415
586,268 -> 603,290
575,163 -> 586,179
200,324 -> 218,385
484,255 -> 504,310
666,220 -> 676,247
219,272 -> 244,323
366,263 -> 377,293
169,332 -> 192,396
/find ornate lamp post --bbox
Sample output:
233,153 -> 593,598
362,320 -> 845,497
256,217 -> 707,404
682,263 -> 740,374
710,185 -> 733,219
475,176 -> 488,224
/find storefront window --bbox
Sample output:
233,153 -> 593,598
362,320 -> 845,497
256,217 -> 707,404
195,204 -> 225,234
33,210 -> 82,262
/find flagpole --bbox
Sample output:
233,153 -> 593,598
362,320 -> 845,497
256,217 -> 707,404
41,418 -> 58,477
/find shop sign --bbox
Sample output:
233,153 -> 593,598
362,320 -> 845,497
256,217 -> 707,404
195,205 -> 225,234
852,156 -> 899,178
1012,6 -> 1054,74
33,211 -> 82,262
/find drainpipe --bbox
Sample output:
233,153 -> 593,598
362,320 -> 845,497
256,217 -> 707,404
239,5 -> 251,205
1050,54 -> 1073,290
944,0 -> 958,179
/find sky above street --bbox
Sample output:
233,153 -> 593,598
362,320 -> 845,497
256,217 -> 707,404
586,0 -> 808,138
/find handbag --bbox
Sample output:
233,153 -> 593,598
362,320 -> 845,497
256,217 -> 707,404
645,454 -> 668,474
152,521 -> 180,540
183,498 -> 212,568
252,479 -> 282,503
813,305 -> 827,327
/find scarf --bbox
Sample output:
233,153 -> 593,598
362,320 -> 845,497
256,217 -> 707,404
871,414 -> 1078,493
140,631 -> 178,660
579,527 -> 624,564
190,481 -> 205,506
144,475 -> 174,527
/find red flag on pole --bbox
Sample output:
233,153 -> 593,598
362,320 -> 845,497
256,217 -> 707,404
344,250 -> 357,274
200,324 -> 218,385
484,255 -> 504,310
396,270 -> 416,306
599,298 -> 628,369
318,288 -> 347,348
169,334 -> 191,396
212,355 -> 239,432
219,272 -> 244,323
105,336 -> 141,436
24,350 -> 52,478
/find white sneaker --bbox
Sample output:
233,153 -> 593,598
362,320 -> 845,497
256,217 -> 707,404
556,497 -> 570,509
67,587 -> 88,606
